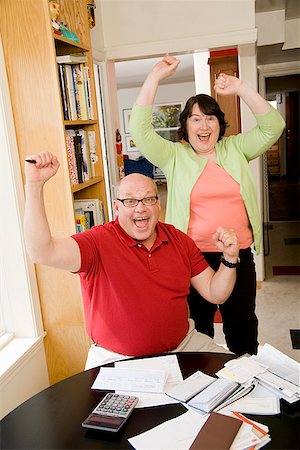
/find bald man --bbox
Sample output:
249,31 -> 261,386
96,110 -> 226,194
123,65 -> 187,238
24,152 -> 240,369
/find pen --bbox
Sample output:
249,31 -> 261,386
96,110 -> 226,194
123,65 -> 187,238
25,159 -> 37,164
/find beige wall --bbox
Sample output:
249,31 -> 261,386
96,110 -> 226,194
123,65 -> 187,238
98,0 -> 256,59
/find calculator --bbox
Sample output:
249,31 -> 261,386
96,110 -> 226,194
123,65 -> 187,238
82,393 -> 139,432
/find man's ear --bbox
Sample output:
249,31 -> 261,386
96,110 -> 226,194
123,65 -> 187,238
113,200 -> 119,216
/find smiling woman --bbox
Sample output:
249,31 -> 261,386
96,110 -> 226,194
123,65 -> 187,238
129,53 -> 285,358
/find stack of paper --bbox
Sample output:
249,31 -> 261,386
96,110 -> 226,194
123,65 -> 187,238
188,378 -> 239,412
128,410 -> 271,450
215,344 -> 300,413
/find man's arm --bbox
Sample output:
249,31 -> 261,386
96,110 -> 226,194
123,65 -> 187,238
191,227 -> 239,304
24,152 -> 81,272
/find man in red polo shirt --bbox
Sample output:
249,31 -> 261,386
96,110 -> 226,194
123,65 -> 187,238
24,152 -> 240,369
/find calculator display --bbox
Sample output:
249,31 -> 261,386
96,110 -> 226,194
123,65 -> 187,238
82,393 -> 139,433
84,414 -> 124,430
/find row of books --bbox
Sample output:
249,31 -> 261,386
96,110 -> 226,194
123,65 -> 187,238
66,128 -> 97,185
74,199 -> 105,233
57,54 -> 94,121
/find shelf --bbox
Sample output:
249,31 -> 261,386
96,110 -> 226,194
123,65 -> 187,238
64,120 -> 97,127
54,34 -> 89,54
71,176 -> 104,193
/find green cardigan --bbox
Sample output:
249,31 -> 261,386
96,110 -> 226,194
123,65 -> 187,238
129,105 -> 285,254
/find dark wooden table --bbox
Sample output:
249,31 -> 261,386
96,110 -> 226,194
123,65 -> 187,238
1,352 -> 299,449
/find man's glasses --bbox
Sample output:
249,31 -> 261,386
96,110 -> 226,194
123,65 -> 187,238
117,196 -> 158,208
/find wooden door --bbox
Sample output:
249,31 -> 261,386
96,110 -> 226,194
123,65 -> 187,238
208,52 -> 241,136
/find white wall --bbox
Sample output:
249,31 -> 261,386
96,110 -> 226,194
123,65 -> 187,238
117,81 -> 195,158
99,0 -> 256,59
92,0 -> 267,279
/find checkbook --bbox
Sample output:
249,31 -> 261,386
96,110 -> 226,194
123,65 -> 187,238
91,367 -> 167,393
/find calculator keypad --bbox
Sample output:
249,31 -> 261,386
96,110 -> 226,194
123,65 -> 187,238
94,393 -> 138,418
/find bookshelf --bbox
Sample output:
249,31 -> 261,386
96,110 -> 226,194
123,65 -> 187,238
0,0 -> 108,383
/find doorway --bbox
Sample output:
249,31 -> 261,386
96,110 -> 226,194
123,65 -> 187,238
267,88 -> 300,222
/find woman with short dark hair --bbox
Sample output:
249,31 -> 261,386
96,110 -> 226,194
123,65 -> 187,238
130,54 -> 285,356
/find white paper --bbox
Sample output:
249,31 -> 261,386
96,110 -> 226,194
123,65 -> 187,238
230,423 -> 261,450
115,355 -> 184,408
220,397 -> 280,415
128,410 -> 208,450
218,357 -> 267,384
252,343 -> 300,386
92,367 -> 167,393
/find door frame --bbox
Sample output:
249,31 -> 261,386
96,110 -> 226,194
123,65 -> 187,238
258,61 -> 300,222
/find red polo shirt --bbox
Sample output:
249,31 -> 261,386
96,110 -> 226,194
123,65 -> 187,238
71,219 -> 209,356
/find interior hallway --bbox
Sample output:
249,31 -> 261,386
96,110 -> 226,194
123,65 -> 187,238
157,183 -> 300,362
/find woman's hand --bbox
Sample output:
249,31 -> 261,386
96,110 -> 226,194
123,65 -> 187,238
214,73 -> 243,97
150,54 -> 181,83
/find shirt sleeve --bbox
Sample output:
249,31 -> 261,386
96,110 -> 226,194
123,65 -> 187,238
129,103 -> 179,170
71,228 -> 100,275
224,106 -> 285,161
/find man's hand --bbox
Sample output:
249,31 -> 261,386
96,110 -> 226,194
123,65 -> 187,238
212,226 -> 239,262
25,152 -> 60,184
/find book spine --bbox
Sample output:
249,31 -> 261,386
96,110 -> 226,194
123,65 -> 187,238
64,64 -> 78,120
65,132 -> 79,185
58,64 -> 69,120
76,64 -> 88,120
83,66 -> 94,120
77,129 -> 90,181
71,65 -> 81,120
87,130 -> 97,177
73,132 -> 83,183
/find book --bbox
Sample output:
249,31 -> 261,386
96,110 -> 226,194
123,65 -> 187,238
71,65 -> 81,119
64,64 -> 77,120
77,129 -> 91,181
83,66 -> 94,119
65,130 -> 79,185
75,208 -> 86,233
58,64 -> 69,120
74,64 -> 88,120
87,130 -> 97,177
73,199 -> 105,226
189,412 -> 242,450
73,132 -> 83,183
56,53 -> 87,64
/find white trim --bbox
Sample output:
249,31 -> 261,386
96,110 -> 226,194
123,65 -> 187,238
0,36 -> 44,338
0,334 -> 46,381
105,29 -> 257,60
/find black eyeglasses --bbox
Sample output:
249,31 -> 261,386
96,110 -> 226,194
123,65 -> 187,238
117,196 -> 158,208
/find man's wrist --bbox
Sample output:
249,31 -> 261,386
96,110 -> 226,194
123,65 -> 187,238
220,255 -> 240,268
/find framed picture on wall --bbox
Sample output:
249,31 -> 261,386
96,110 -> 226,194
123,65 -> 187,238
152,103 -> 183,128
125,135 -> 139,153
156,128 -> 179,142
122,108 -> 132,134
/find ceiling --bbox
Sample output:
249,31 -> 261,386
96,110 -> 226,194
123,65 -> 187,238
115,53 -> 195,89
115,0 -> 300,89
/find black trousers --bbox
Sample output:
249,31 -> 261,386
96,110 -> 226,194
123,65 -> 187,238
188,248 -> 258,356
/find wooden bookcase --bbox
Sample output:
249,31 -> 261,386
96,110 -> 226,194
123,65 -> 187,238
0,0 -> 107,383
